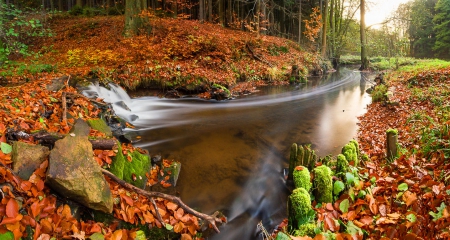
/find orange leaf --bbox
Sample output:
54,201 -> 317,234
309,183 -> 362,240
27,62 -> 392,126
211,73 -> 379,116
111,229 -> 123,240
6,198 -> 18,218
121,195 -> 134,206
402,191 -> 417,207
181,233 -> 193,240
166,202 -> 178,211
174,222 -> 184,233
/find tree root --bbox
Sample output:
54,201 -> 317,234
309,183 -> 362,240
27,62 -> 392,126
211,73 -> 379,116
101,169 -> 223,233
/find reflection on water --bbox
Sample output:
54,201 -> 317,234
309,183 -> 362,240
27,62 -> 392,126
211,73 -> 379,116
83,68 -> 373,239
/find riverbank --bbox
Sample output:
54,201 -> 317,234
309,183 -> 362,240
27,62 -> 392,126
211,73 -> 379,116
1,14 -> 328,99
275,60 -> 450,239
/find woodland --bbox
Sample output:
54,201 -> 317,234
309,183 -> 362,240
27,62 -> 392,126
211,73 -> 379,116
1,0 -> 450,239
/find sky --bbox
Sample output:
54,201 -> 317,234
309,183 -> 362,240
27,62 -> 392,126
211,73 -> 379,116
364,0 -> 411,28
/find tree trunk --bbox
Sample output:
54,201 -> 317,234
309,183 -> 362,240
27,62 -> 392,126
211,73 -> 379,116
76,0 -> 82,7
298,0 -> 301,44
260,0 -> 266,35
199,0 -> 204,22
256,0 -> 260,36
321,0 -> 328,57
219,0 -> 224,25
330,0 -> 335,58
208,0 -> 212,22
124,0 -> 148,37
360,0 -> 369,70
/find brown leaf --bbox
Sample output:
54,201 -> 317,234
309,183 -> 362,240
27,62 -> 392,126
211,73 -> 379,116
402,191 -> 417,207
359,215 -> 373,225
166,202 -> 178,211
181,233 -> 193,240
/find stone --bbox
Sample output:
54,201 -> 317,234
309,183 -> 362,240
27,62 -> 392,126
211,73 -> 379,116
109,142 -> 151,189
158,160 -> 181,187
47,119 -> 113,213
11,141 -> 49,180
46,76 -> 69,92
87,118 -> 113,138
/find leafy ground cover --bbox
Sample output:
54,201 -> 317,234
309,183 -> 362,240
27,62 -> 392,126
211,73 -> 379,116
2,15 -> 323,98
274,61 -> 450,239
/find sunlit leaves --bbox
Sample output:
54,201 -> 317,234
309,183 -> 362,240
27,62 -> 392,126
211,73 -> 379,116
0,142 -> 12,154
333,181 -> 345,195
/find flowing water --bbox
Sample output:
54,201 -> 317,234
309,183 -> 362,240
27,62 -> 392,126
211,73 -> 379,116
83,67 -> 373,239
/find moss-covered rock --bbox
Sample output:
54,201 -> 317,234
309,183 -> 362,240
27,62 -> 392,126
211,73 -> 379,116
293,166 -> 311,192
342,143 -> 358,167
336,154 -> 348,176
109,143 -> 151,189
87,118 -> 113,138
313,165 -> 333,203
293,223 -> 316,237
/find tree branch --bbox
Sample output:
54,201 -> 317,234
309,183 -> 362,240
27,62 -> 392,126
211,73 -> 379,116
101,168 -> 223,233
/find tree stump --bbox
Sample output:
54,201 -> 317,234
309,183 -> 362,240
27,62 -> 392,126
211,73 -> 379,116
386,129 -> 398,160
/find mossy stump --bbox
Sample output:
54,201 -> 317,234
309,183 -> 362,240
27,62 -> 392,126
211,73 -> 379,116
288,188 -> 312,229
313,165 -> 333,204
293,166 -> 311,191
386,129 -> 398,160
288,143 -> 317,180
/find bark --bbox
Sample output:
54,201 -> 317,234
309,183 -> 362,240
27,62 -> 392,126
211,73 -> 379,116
199,0 -> 204,22
219,0 -> 224,25
124,0 -> 148,37
101,169 -> 223,233
207,0 -> 212,22
298,0 -> 301,44
360,0 -> 369,70
7,131 -> 117,150
321,0 -> 328,57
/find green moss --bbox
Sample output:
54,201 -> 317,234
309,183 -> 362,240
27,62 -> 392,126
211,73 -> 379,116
313,165 -> 333,203
293,223 -> 316,237
349,139 -> 359,157
293,166 -> 311,191
342,143 -> 358,167
212,83 -> 230,97
109,143 -> 150,189
87,118 -> 113,138
288,143 -> 298,180
336,154 -> 349,176
386,128 -> 398,135
109,141 -> 125,179
289,188 -> 312,217
123,150 -> 151,189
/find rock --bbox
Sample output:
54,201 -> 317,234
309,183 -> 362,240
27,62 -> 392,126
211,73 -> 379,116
114,101 -> 131,111
87,118 -> 113,138
158,160 -> 181,187
109,142 -> 151,189
47,119 -> 113,213
11,141 -> 50,180
46,76 -> 69,92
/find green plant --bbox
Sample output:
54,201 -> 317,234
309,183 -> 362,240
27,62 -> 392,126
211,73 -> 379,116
0,3 -> 52,63
371,84 -> 388,102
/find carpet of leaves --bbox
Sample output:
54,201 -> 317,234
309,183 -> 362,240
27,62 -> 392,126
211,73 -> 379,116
22,15 -> 318,95
0,77 -> 204,239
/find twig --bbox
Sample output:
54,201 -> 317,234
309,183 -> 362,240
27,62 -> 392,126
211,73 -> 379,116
62,92 -> 67,125
150,197 -> 165,226
101,168 -> 223,233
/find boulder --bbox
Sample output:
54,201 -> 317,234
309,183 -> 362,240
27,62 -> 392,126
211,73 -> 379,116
158,160 -> 181,187
87,118 -> 113,138
47,119 -> 113,213
11,141 -> 49,180
109,142 -> 151,189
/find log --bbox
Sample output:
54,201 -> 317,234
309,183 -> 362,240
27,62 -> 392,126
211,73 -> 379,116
101,169 -> 223,233
7,131 -> 117,150
386,129 -> 398,161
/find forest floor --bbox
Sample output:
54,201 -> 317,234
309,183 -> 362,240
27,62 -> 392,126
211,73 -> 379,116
1,14 -> 450,240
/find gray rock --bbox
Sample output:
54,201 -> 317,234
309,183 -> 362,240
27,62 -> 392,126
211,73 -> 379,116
12,141 -> 49,180
47,119 -> 113,213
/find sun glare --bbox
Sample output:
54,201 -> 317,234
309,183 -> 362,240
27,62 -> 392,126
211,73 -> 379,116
362,0 -> 411,29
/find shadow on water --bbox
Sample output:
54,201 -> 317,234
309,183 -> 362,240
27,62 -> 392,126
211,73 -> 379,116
83,67 -> 374,239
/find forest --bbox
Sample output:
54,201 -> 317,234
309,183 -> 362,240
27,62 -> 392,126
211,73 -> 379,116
1,0 -> 450,66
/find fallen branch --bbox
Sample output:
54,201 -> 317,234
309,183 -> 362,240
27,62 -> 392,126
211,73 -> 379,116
62,92 -> 67,125
7,130 -> 117,150
150,197 -> 165,226
101,168 -> 223,233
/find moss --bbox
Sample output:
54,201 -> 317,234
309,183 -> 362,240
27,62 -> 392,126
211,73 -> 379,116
288,143 -> 298,180
293,223 -> 316,237
87,118 -> 113,138
109,141 -> 125,179
289,188 -> 312,217
386,128 -> 398,135
293,166 -> 312,191
336,154 -> 348,176
109,143 -> 151,189
313,165 -> 333,203
342,143 -> 358,167
349,139 -> 359,157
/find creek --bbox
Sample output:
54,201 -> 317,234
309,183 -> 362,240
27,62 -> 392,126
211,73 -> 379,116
83,67 -> 373,239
